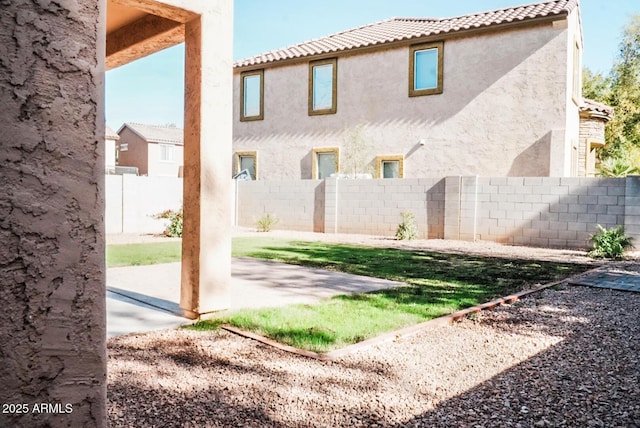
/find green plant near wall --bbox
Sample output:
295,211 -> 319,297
597,156 -> 640,177
588,225 -> 633,259
256,213 -> 279,232
395,211 -> 418,240
154,208 -> 183,237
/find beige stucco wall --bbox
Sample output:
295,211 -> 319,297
234,19 -> 577,180
562,7 -> 584,177
117,127 -> 149,174
106,175 -> 184,233
0,0 -> 106,426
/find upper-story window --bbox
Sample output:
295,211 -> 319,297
240,69 -> 264,121
309,58 -> 337,115
409,41 -> 444,97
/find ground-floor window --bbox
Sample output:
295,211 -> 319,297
312,147 -> 339,179
235,151 -> 257,180
376,155 -> 404,178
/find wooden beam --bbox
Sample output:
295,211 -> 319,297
109,0 -> 197,23
106,14 -> 184,70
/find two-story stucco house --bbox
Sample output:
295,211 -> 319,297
232,0 -> 600,180
116,122 -> 184,177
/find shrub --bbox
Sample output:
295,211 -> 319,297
588,225 -> 633,259
597,156 -> 640,177
155,208 -> 183,237
395,211 -> 418,240
256,213 -> 279,232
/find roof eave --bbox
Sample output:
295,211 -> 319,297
233,13 -> 569,72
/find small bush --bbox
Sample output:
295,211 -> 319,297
155,208 -> 183,237
395,211 -> 418,240
588,225 -> 633,259
597,157 -> 640,177
256,213 -> 279,232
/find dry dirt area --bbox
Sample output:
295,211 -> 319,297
108,232 -> 640,427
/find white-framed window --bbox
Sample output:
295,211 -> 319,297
160,144 -> 174,162
409,41 -> 444,97
119,143 -> 128,151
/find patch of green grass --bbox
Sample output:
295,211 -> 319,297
192,238 -> 590,352
191,298 -> 435,353
106,241 -> 182,267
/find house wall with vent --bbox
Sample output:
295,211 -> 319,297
233,17 -> 579,180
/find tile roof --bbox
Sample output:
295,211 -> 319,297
235,0 -> 578,69
118,123 -> 184,144
580,98 -> 614,121
105,125 -> 120,140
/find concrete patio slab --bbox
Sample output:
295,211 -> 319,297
107,258 -> 404,338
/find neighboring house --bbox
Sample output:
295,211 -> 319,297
105,125 -> 119,173
116,123 -> 184,177
233,0 -> 596,180
578,98 -> 614,176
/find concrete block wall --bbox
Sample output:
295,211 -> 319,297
108,175 -> 639,251
473,177 -> 627,248
444,176 -> 478,241
236,180 -> 322,232
335,178 -> 445,238
106,175 -> 183,234
624,176 -> 640,241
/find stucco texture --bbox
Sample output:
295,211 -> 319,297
0,1 -> 106,427
233,20 -> 577,180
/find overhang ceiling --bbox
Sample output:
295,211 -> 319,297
107,2 -> 148,34
106,0 -> 189,69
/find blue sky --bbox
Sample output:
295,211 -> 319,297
105,0 -> 640,130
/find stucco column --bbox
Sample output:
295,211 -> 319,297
0,0 -> 106,426
180,6 -> 233,318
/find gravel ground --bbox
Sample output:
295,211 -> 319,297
108,232 -> 640,426
108,276 -> 640,426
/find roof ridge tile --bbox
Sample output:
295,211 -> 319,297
235,0 -> 576,69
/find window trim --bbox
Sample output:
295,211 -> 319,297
308,58 -> 338,116
159,143 -> 174,163
409,41 -> 444,97
240,69 -> 264,122
234,150 -> 258,180
312,147 -> 339,179
376,155 -> 404,178
571,40 -> 581,105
